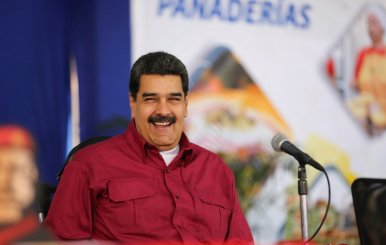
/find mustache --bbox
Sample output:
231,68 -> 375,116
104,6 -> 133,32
148,114 -> 176,124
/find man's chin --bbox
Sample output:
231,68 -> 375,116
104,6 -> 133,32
152,139 -> 177,151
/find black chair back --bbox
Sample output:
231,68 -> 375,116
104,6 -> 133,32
351,178 -> 386,245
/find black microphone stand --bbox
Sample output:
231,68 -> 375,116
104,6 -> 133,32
298,164 -> 308,242
271,134 -> 330,243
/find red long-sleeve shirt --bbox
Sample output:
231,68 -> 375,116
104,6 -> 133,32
45,121 -> 253,244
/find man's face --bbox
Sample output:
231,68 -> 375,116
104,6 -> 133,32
368,13 -> 384,43
0,147 -> 37,223
130,74 -> 188,151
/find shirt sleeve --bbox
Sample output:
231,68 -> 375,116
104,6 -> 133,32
225,172 -> 254,245
44,160 -> 94,240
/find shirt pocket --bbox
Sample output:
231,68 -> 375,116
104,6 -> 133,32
196,188 -> 232,241
99,178 -> 161,230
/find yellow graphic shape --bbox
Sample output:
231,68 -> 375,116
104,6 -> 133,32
303,134 -> 357,185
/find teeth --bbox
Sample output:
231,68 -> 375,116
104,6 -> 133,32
154,122 -> 170,126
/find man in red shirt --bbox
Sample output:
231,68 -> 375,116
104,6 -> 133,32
45,51 -> 254,244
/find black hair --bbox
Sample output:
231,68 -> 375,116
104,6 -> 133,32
129,51 -> 189,100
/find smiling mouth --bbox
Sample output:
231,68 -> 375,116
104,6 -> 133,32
152,121 -> 173,127
148,115 -> 176,127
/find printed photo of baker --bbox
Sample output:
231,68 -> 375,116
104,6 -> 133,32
325,3 -> 386,137
349,3 -> 386,136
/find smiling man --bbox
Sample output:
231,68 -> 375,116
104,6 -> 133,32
45,52 -> 253,244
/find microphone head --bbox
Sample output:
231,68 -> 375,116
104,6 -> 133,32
271,133 -> 288,152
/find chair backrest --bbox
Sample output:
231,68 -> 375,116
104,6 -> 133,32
351,178 -> 386,245
38,136 -> 111,222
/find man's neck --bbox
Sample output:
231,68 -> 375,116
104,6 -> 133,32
159,145 -> 180,166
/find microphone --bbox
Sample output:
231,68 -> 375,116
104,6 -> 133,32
271,134 -> 324,171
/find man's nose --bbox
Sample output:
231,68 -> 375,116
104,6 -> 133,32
155,99 -> 171,115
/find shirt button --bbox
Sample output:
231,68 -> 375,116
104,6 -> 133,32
165,168 -> 170,173
175,194 -> 180,200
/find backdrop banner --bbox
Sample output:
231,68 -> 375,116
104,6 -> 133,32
131,0 -> 386,243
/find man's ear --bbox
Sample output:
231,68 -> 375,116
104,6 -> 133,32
184,95 -> 188,118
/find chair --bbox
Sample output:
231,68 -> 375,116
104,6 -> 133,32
351,178 -> 386,245
37,136 -> 111,222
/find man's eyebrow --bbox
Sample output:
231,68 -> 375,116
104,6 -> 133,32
170,92 -> 183,97
141,92 -> 183,98
142,92 -> 157,97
